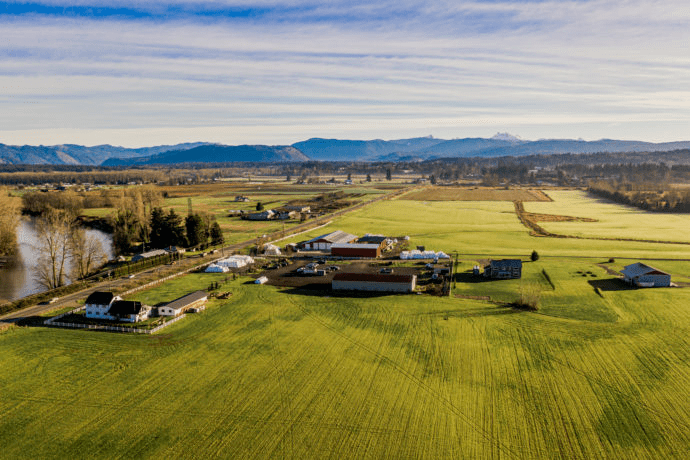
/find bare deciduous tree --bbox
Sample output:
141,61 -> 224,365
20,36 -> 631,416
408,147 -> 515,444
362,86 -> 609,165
34,209 -> 73,289
70,227 -> 106,280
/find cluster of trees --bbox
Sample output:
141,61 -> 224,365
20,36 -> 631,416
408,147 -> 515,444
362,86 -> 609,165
33,208 -> 107,289
0,188 -> 20,256
113,204 -> 224,255
588,181 -> 690,212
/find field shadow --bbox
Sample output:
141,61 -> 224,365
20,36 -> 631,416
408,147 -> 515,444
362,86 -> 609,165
588,278 -> 633,292
454,272 -> 497,283
417,306 -> 522,319
280,284 -> 408,298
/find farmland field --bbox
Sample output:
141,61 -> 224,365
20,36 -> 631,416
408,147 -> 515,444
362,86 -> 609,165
524,190 -> 690,243
402,187 -> 551,202
3,188 -> 690,458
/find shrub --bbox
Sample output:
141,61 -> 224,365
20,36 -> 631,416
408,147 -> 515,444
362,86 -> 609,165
531,250 -> 540,261
514,283 -> 541,311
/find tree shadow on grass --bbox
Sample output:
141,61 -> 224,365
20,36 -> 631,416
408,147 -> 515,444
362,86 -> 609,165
588,278 -> 634,292
416,306 -> 523,319
454,272 -> 496,284
279,284 -> 410,298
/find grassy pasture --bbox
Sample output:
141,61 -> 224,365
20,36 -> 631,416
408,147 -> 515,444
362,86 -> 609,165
3,268 -> 690,458
402,187 -> 551,202
282,198 -> 690,259
525,190 -> 690,243
4,189 -> 690,458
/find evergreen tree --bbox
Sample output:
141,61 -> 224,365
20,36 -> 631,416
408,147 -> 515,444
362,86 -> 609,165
185,213 -> 207,248
210,221 -> 224,246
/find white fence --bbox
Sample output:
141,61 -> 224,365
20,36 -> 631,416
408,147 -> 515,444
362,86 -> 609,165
45,313 -> 186,334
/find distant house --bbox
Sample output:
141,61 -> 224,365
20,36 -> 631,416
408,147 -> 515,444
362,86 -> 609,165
484,259 -> 522,279
283,205 -> 311,213
302,230 -> 358,251
164,246 -> 186,254
158,291 -> 208,317
84,291 -> 122,320
131,249 -> 168,262
621,263 -> 671,287
244,210 -> 275,221
332,273 -> 416,293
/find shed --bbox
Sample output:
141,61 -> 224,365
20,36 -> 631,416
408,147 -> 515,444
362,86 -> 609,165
302,230 -> 358,251
132,249 -> 168,262
158,291 -> 208,317
621,263 -> 671,287
331,243 -> 381,258
332,273 -> 416,293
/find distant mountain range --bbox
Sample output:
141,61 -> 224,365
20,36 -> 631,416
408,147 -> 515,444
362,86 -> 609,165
102,144 -> 309,166
0,142 -> 207,165
2,134 -> 690,165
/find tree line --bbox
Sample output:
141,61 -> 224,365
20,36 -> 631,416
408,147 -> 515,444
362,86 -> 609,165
0,188 -> 20,257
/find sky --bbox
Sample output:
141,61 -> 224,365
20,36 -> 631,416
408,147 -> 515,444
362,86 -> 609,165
1,0 -> 689,147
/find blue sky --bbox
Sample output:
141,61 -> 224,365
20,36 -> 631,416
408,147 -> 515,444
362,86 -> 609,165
1,0 -> 689,147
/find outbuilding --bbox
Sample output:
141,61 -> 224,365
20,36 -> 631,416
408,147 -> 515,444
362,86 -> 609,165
131,249 -> 168,262
332,273 -> 416,293
331,243 -> 381,258
302,230 -> 358,251
158,291 -> 209,317
621,263 -> 671,287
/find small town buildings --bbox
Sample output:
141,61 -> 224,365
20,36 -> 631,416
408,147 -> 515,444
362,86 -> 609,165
84,291 -> 122,320
621,263 -> 671,287
332,273 -> 417,293
331,243 -> 381,258
131,249 -> 168,262
158,291 -> 208,317
302,230 -> 358,251
484,259 -> 522,279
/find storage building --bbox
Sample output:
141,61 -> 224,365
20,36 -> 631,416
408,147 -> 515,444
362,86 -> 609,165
302,230 -> 358,251
332,273 -> 416,293
158,291 -> 209,317
621,263 -> 671,287
331,243 -> 381,258
131,249 -> 168,262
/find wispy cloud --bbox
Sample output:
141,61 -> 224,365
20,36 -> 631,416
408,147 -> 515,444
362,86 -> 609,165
0,1 -> 689,146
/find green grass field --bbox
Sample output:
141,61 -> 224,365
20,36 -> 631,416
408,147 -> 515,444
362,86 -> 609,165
3,189 -> 690,458
525,190 -> 690,243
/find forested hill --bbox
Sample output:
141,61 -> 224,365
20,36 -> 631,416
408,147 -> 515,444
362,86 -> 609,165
0,142 -> 206,165
102,144 -> 309,165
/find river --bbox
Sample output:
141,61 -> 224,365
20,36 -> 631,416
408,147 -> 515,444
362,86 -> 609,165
0,218 -> 114,303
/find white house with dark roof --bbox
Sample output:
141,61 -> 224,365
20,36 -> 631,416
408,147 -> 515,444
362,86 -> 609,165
302,230 -> 358,251
84,291 -> 122,320
621,263 -> 671,287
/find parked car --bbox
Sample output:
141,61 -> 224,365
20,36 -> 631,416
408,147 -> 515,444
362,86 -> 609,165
380,268 -> 393,274
329,266 -> 340,271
